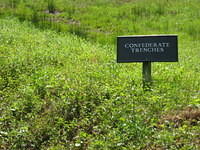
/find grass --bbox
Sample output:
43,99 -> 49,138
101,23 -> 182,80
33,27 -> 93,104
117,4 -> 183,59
0,0 -> 200,149
1,0 -> 200,44
0,16 -> 200,149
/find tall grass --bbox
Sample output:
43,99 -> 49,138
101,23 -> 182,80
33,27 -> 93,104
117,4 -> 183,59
1,0 -> 200,44
9,0 -> 18,8
47,0 -> 56,13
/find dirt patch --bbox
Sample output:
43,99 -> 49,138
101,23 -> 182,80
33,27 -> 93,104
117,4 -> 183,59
44,10 -> 61,15
66,19 -> 80,25
116,0 -> 138,4
159,106 -> 200,127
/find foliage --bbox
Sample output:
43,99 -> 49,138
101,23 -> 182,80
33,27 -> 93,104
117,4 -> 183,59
47,0 -> 56,14
0,0 -> 200,149
1,0 -> 200,44
0,17 -> 200,149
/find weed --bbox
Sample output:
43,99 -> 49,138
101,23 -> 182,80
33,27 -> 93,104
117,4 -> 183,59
0,0 -> 200,149
47,0 -> 56,14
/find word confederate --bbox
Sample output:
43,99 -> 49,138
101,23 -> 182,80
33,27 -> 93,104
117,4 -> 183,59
124,42 -> 169,53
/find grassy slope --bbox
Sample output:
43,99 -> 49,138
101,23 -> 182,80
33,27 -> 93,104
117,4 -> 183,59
1,0 -> 200,44
0,0 -> 200,149
0,17 -> 200,149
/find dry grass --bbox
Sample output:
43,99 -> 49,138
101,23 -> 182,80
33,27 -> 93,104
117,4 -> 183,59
160,106 -> 200,127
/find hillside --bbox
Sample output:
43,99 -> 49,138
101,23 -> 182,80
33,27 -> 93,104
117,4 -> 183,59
1,0 -> 200,44
0,0 -> 200,149
0,16 -> 200,149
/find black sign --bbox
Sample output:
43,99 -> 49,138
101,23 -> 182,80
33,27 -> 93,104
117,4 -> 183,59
117,35 -> 178,62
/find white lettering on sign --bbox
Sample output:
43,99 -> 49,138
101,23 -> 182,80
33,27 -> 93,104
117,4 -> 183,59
124,42 -> 170,53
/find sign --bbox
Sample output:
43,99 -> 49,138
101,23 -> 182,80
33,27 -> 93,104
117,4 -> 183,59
117,35 -> 178,62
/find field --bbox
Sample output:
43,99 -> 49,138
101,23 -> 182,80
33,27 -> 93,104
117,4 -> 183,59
1,0 -> 200,44
0,0 -> 200,150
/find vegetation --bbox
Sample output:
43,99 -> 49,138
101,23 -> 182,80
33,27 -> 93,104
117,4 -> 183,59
1,0 -> 200,44
0,0 -> 200,149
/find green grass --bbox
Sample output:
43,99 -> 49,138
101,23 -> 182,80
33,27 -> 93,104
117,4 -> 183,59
0,0 -> 200,149
0,16 -> 200,149
1,0 -> 200,44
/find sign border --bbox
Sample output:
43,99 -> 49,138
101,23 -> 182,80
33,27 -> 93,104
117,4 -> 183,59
117,34 -> 178,63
